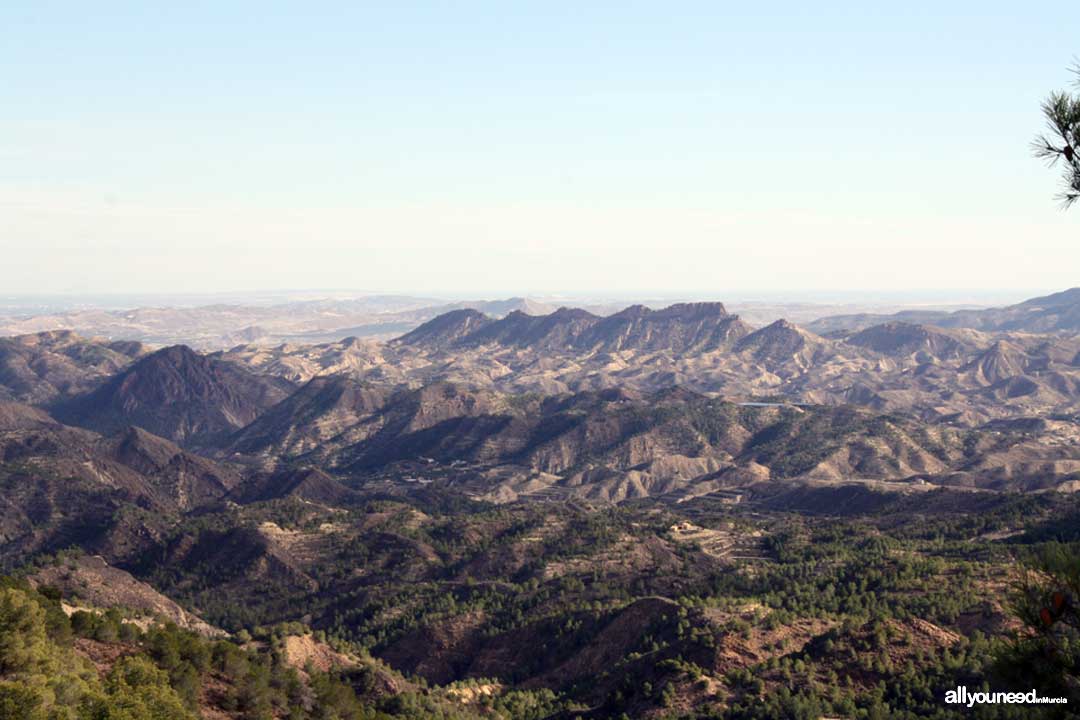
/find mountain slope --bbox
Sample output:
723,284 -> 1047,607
0,331 -> 146,405
809,287 -> 1080,334
734,319 -> 829,368
213,381 -> 1075,501
233,467 -> 358,505
54,345 -> 295,447
844,322 -> 986,362
226,374 -> 392,458
577,302 -> 751,354
0,421 -> 241,564
396,302 -> 751,355
108,426 -> 243,509
395,309 -> 495,348
459,308 -> 601,350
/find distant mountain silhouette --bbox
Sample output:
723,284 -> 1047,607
808,287 -> 1080,334
581,303 -> 750,353
396,302 -> 750,354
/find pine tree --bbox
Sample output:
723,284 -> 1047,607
0,589 -> 50,676
1034,65 -> 1080,207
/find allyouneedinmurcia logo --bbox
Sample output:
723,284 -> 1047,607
945,686 -> 1068,708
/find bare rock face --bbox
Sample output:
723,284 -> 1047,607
396,302 -> 748,355
460,307 -> 601,351
966,340 -> 1029,385
580,303 -> 750,354
212,374 -> 1080,500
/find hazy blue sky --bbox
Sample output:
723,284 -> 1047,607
2,2 -> 1077,296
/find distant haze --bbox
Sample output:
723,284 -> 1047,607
2,2 -> 1077,295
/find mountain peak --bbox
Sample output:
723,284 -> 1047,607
1018,287 -> 1080,308
396,309 -> 494,348
654,302 -> 729,319
736,319 -> 819,362
393,300 -> 746,354
582,302 -> 744,353
610,304 -> 651,319
237,467 -> 355,505
966,339 -> 1028,384
154,343 -> 201,360
458,306 -> 600,350
845,321 -> 977,360
55,346 -> 295,447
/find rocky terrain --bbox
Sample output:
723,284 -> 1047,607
0,291 -> 1076,511
0,329 -> 146,404
211,295 -> 1080,427
53,344 -> 296,448
0,289 -> 1077,717
0,292 -> 991,349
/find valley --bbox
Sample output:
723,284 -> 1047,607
8,6 -> 1079,715
0,290 -> 1077,718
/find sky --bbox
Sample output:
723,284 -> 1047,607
1,1 -> 1078,298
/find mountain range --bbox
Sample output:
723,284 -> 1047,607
0,289 -> 1075,520
807,287 -> 1080,334
2,290 -> 1058,350
212,293 -> 1080,426
0,289 -> 1078,717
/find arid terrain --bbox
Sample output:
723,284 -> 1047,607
6,0 -> 1078,714
0,293 -> 1007,349
0,289 -> 1077,718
